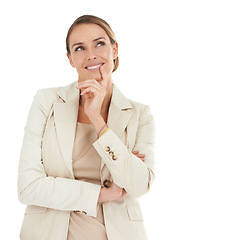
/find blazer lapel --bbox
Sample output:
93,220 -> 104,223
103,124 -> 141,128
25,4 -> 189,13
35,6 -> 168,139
54,81 -> 80,178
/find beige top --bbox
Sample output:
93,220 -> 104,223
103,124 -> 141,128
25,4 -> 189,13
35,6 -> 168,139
67,122 -> 108,240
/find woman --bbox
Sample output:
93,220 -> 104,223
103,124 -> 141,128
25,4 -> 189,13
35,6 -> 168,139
17,15 -> 155,240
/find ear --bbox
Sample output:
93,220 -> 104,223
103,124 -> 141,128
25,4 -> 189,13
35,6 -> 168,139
66,53 -> 76,68
112,42 -> 118,60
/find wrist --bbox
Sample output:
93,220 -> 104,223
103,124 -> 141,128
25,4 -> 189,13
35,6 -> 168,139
89,115 -> 108,136
98,125 -> 108,138
88,114 -> 102,126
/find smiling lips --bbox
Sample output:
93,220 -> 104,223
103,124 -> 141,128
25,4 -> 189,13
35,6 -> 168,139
85,63 -> 104,71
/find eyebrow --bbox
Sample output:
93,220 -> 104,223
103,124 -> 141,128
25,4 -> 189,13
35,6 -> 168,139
71,37 -> 106,49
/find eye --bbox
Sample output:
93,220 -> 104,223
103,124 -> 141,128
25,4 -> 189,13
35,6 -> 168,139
96,41 -> 105,47
75,46 -> 84,52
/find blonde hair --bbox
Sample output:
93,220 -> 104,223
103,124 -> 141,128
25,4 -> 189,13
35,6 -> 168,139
66,15 -> 119,72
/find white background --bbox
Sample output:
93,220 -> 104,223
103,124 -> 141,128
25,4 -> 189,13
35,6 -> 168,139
0,0 -> 225,239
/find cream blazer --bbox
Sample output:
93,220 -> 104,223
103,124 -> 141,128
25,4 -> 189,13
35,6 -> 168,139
17,80 -> 155,240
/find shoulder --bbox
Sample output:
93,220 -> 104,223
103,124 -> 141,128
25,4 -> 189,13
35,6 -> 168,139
112,83 -> 152,117
34,86 -> 60,104
129,99 -> 153,119
35,81 -> 76,100
128,99 -> 155,132
33,81 -> 76,114
130,99 -> 150,111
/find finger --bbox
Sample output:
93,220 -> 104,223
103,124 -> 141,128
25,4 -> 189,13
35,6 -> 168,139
77,81 -> 102,91
79,85 -> 102,95
77,82 -> 106,98
136,153 -> 146,158
80,83 -> 105,95
132,150 -> 140,153
132,150 -> 139,156
77,79 -> 99,85
99,64 -> 108,89
80,86 -> 99,96
141,158 -> 145,161
99,64 -> 107,79
133,152 -> 145,158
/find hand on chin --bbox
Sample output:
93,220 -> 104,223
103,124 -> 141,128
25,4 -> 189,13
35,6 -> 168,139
85,71 -> 102,81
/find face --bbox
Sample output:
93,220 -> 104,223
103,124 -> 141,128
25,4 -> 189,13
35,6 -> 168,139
67,23 -> 118,82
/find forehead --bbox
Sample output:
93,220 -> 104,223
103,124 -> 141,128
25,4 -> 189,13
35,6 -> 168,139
69,23 -> 109,44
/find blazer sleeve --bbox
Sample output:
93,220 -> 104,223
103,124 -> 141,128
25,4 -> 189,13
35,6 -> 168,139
92,105 -> 155,199
17,89 -> 101,218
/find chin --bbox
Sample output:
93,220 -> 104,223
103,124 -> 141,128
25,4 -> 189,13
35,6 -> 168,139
82,72 -> 102,81
95,76 -> 102,81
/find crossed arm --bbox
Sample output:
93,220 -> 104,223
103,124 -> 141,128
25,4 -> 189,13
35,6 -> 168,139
98,150 -> 146,203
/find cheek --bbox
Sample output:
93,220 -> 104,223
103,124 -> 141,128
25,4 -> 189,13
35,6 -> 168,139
101,48 -> 115,69
72,55 -> 84,69
72,51 -> 84,64
99,46 -> 113,60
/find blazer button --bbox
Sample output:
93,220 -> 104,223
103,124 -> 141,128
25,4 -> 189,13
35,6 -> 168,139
103,180 -> 112,188
105,146 -> 110,152
112,155 -> 118,160
108,151 -> 114,157
82,211 -> 87,215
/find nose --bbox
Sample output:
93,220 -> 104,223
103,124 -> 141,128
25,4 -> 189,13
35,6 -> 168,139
86,48 -> 97,61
